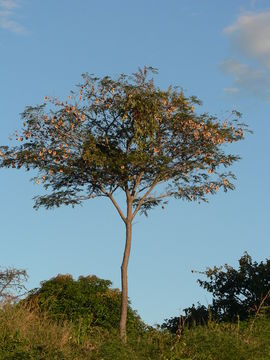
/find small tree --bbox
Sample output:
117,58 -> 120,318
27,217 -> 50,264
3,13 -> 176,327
0,67 -> 248,341
0,266 -> 28,303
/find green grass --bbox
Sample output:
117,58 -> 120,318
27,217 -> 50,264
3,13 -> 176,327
0,303 -> 269,359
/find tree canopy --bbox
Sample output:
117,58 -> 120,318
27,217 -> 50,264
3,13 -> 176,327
0,67 -> 247,214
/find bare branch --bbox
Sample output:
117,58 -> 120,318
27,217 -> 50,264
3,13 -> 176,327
100,185 -> 126,223
109,193 -> 127,223
132,171 -> 144,197
135,184 -> 152,196
132,177 -> 159,220
0,267 -> 28,303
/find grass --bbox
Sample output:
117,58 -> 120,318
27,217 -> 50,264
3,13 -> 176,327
0,303 -> 269,359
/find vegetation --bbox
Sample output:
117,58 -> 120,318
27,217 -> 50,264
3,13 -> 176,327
0,266 -> 28,303
196,252 -> 270,321
0,67 -> 249,341
24,274 -> 145,335
162,253 -> 270,334
0,302 -> 269,359
0,253 -> 269,359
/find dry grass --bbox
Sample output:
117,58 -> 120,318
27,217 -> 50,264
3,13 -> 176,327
0,301 -> 269,359
0,302 -> 94,359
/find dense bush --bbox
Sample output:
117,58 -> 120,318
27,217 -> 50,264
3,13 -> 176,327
24,274 -> 145,335
162,303 -> 210,334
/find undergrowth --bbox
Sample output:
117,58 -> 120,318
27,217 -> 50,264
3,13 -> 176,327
0,303 -> 269,359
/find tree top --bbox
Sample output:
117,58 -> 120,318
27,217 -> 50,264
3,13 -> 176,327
0,67 -> 249,217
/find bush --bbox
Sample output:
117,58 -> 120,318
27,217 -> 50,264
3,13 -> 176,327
162,303 -> 210,334
24,274 -> 145,336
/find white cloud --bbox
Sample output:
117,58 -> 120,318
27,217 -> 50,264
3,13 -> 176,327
0,0 -> 17,10
220,59 -> 270,101
224,11 -> 270,68
0,0 -> 25,33
222,11 -> 270,101
223,87 -> 240,94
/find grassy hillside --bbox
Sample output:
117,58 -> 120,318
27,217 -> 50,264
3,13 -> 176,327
0,303 -> 269,360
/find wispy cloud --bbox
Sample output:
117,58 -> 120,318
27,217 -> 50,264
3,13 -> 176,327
0,0 -> 25,33
221,59 -> 270,101
223,87 -> 240,94
224,11 -> 270,68
222,11 -> 270,101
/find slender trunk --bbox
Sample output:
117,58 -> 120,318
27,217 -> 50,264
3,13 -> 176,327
119,202 -> 132,343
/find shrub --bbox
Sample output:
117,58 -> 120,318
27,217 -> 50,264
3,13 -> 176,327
24,274 -> 145,336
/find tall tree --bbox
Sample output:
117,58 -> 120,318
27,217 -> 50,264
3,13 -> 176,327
0,67 -> 248,341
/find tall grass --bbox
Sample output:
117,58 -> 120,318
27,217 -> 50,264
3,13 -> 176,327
0,303 -> 91,359
0,302 -> 269,359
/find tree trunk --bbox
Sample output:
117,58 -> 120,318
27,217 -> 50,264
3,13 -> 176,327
119,217 -> 132,342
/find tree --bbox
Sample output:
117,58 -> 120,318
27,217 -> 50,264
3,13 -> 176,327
0,67 -> 248,341
0,266 -> 28,303
195,252 -> 270,321
162,253 -> 270,334
24,274 -> 145,334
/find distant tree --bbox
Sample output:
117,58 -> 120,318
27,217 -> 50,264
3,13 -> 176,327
195,252 -> 270,321
25,274 -> 144,334
0,67 -> 248,341
162,253 -> 270,334
162,303 -> 209,334
0,266 -> 28,303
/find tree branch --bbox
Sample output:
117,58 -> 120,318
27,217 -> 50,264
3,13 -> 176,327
100,185 -> 126,223
109,193 -> 126,223
132,171 -> 144,197
0,278 -> 14,297
137,191 -> 173,205
132,177 -> 159,220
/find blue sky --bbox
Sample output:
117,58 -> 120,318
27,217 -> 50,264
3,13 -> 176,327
0,0 -> 269,325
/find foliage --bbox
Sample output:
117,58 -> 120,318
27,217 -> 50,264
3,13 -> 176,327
24,274 -> 144,334
162,303 -> 210,334
0,67 -> 248,214
196,252 -> 270,321
0,266 -> 28,303
162,253 -> 270,335
0,302 -> 270,360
